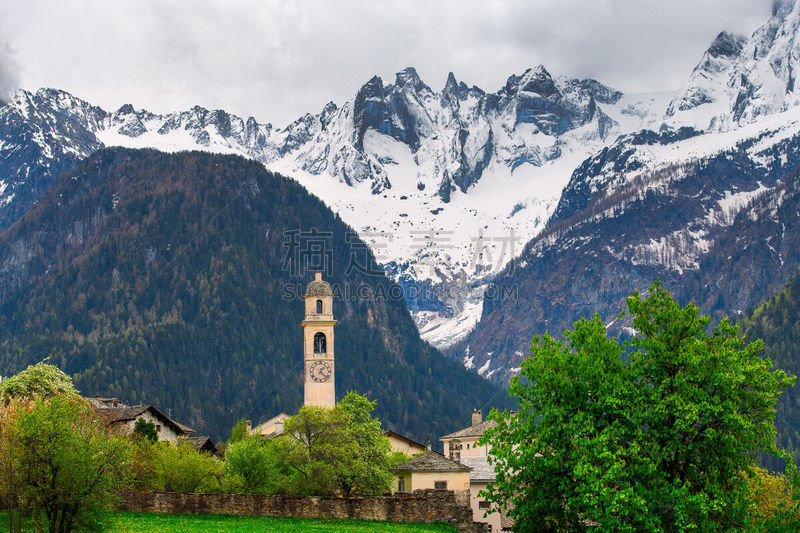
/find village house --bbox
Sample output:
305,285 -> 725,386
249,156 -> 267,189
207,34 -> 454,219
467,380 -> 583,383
185,436 -> 221,456
249,413 -> 290,437
88,396 -> 216,453
440,409 -> 496,461
438,409 -> 513,533
389,447 -> 471,506
383,430 -> 427,456
94,403 -> 191,443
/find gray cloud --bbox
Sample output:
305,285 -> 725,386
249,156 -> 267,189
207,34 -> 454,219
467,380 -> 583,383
0,41 -> 19,103
0,0 -> 773,124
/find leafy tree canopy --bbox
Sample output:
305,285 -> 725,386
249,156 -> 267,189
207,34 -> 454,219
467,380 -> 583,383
227,418 -> 249,447
132,418 -> 158,444
483,281 -> 796,532
0,361 -> 78,402
747,466 -> 800,530
223,436 -> 288,494
3,396 -> 132,533
271,391 -> 393,497
149,441 -> 224,494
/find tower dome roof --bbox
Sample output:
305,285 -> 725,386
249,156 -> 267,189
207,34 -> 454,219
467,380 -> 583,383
305,272 -> 333,297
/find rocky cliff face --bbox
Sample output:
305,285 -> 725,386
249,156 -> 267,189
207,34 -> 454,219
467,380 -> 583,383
461,120 -> 800,382
666,0 -> 800,131
0,66 -> 661,349
459,0 -> 800,382
6,2 -> 800,368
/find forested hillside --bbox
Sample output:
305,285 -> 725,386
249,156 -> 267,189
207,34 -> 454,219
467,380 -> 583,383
742,271 -> 800,467
0,148 -> 510,442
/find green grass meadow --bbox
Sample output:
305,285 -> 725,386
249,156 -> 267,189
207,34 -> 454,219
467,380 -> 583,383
1,512 -> 458,532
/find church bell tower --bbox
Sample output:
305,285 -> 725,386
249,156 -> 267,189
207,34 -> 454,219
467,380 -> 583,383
302,272 -> 336,408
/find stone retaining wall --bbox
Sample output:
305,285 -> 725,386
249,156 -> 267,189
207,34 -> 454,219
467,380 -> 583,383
119,489 -> 491,533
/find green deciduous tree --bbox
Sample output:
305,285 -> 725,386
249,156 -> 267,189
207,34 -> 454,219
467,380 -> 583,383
227,418 -> 249,446
271,391 -> 393,497
223,436 -> 287,494
150,441 -> 223,493
482,281 -> 796,532
0,361 -> 78,403
747,466 -> 800,531
10,396 -> 132,533
0,398 -> 26,533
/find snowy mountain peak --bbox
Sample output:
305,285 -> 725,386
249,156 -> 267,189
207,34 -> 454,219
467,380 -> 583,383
666,0 -> 800,130
773,0 -> 797,19
443,71 -> 459,91
706,31 -> 747,59
504,65 -> 557,97
395,67 -> 430,93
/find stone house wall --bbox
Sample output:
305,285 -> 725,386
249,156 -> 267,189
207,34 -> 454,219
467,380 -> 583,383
120,411 -> 181,443
119,489 -> 490,533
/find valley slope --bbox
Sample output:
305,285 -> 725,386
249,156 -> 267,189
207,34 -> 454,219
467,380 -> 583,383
0,148 -> 511,442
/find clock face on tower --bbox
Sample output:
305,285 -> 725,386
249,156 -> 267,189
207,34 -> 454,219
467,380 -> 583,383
309,361 -> 332,383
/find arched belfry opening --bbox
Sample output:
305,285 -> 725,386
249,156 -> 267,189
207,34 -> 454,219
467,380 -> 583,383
316,299 -> 323,314
313,332 -> 327,354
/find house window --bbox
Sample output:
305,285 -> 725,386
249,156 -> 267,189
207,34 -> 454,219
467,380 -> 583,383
479,501 -> 491,510
156,424 -> 161,432
314,332 -> 326,353
316,299 -> 323,314
398,477 -> 405,492
434,481 -> 447,490
467,443 -> 470,449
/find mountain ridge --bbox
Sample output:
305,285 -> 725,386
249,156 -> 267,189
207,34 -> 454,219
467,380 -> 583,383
0,147 -> 512,442
0,65 -> 665,349
459,0 -> 800,381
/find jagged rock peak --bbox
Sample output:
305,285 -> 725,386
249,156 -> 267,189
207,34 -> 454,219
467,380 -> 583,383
567,78 -> 624,105
707,31 -> 747,59
116,103 -> 136,115
395,67 -> 430,92
358,75 -> 385,99
444,71 -> 459,92
504,66 -> 558,97
773,0 -> 797,18
441,71 -> 473,99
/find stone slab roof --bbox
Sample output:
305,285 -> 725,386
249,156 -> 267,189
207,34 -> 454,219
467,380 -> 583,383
383,430 -> 427,451
390,450 -> 470,473
97,405 -> 149,422
95,405 -> 191,436
441,419 -> 497,440
459,456 -> 497,482
184,436 -> 218,455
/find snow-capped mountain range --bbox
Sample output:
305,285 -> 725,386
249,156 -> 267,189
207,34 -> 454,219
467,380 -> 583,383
460,0 -> 800,381
667,0 -> 800,131
0,64 -> 667,348
3,0 -> 800,364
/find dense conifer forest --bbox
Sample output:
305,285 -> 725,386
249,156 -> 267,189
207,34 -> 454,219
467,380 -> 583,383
742,271 -> 800,467
0,148 -> 511,442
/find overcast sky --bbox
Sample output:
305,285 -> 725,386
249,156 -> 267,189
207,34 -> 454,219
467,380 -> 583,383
0,0 -> 774,126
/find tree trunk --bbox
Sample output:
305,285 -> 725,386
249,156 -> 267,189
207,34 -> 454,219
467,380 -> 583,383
49,509 -> 58,533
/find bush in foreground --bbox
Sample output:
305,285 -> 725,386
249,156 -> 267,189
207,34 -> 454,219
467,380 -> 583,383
3,396 -> 132,533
